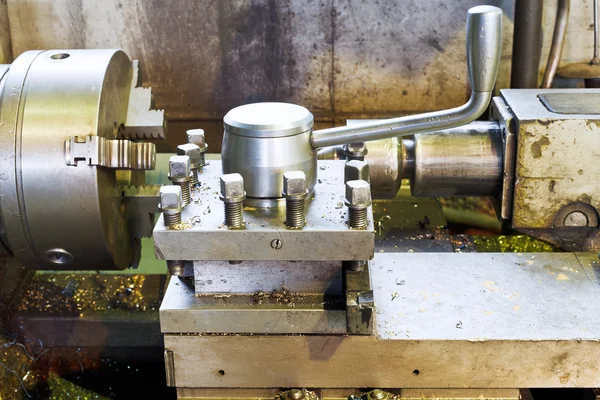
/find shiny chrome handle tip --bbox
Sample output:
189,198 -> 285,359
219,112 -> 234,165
467,5 -> 503,93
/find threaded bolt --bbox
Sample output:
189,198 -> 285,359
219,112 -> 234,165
186,129 -> 208,167
168,155 -> 192,205
177,143 -> 202,187
219,173 -> 246,228
163,213 -> 181,226
344,159 -> 370,183
224,202 -> 244,227
345,180 -> 371,229
282,171 -> 308,228
167,260 -> 185,276
349,207 -> 368,228
160,185 -> 183,228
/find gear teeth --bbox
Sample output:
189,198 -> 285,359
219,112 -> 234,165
120,184 -> 162,197
120,125 -> 166,140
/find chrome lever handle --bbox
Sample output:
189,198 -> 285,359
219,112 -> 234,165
310,5 -> 503,149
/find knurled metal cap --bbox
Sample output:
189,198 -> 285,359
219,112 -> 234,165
224,102 -> 314,138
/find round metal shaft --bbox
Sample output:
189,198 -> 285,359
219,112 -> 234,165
406,121 -> 503,197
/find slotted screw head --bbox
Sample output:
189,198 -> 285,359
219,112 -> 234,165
220,173 -> 245,200
345,180 -> 372,208
187,129 -> 207,150
160,185 -> 183,212
169,155 -> 191,179
283,171 -> 307,196
177,143 -> 202,166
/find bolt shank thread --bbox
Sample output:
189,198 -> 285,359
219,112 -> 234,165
199,153 -> 206,167
224,202 -> 244,228
348,208 -> 368,229
164,213 -> 182,227
286,198 -> 306,228
175,181 -> 191,205
167,260 -> 185,276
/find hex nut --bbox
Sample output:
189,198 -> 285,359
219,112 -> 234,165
177,143 -> 202,167
220,173 -> 245,201
345,160 -> 370,182
345,142 -> 368,157
345,180 -> 372,208
169,155 -> 191,180
160,185 -> 182,212
187,129 -> 207,150
283,171 -> 308,197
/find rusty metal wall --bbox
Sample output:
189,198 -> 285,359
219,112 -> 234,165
2,0 -> 598,150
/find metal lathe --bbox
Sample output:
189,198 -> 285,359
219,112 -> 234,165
2,3 -> 600,399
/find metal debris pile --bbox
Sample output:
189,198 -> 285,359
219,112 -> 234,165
18,274 -> 160,315
252,288 -> 303,305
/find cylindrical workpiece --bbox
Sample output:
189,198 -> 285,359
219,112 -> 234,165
407,121 -> 503,197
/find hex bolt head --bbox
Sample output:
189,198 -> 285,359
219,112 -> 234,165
282,171 -> 308,197
220,173 -> 246,202
345,180 -> 372,209
186,129 -> 207,150
160,185 -> 182,212
344,142 -> 368,160
344,160 -> 370,183
177,143 -> 202,168
169,155 -> 191,180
